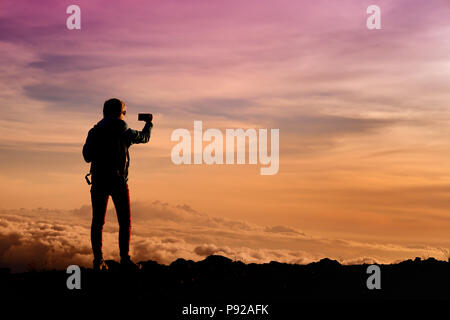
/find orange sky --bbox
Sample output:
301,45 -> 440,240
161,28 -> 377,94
1,0 -> 450,270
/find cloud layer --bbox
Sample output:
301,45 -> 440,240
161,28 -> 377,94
1,201 -> 447,272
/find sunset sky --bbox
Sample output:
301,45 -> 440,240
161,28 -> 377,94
1,0 -> 450,271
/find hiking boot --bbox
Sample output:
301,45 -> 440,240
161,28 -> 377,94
93,258 -> 109,271
120,256 -> 140,271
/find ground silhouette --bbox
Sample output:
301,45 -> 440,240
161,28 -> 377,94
0,255 -> 448,315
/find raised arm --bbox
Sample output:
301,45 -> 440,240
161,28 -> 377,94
123,121 -> 152,146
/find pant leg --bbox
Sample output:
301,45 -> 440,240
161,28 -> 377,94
111,182 -> 131,260
90,184 -> 109,261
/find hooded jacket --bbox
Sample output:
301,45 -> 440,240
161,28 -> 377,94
83,117 -> 152,182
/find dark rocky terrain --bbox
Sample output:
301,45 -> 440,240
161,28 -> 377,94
0,255 -> 448,315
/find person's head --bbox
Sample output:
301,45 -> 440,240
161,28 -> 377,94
103,98 -> 127,120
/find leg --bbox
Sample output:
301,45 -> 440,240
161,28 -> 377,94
111,182 -> 131,261
90,185 -> 109,262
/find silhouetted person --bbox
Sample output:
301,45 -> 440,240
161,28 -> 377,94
83,98 -> 152,271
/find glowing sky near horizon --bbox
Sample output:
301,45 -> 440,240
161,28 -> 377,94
1,0 -> 450,269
